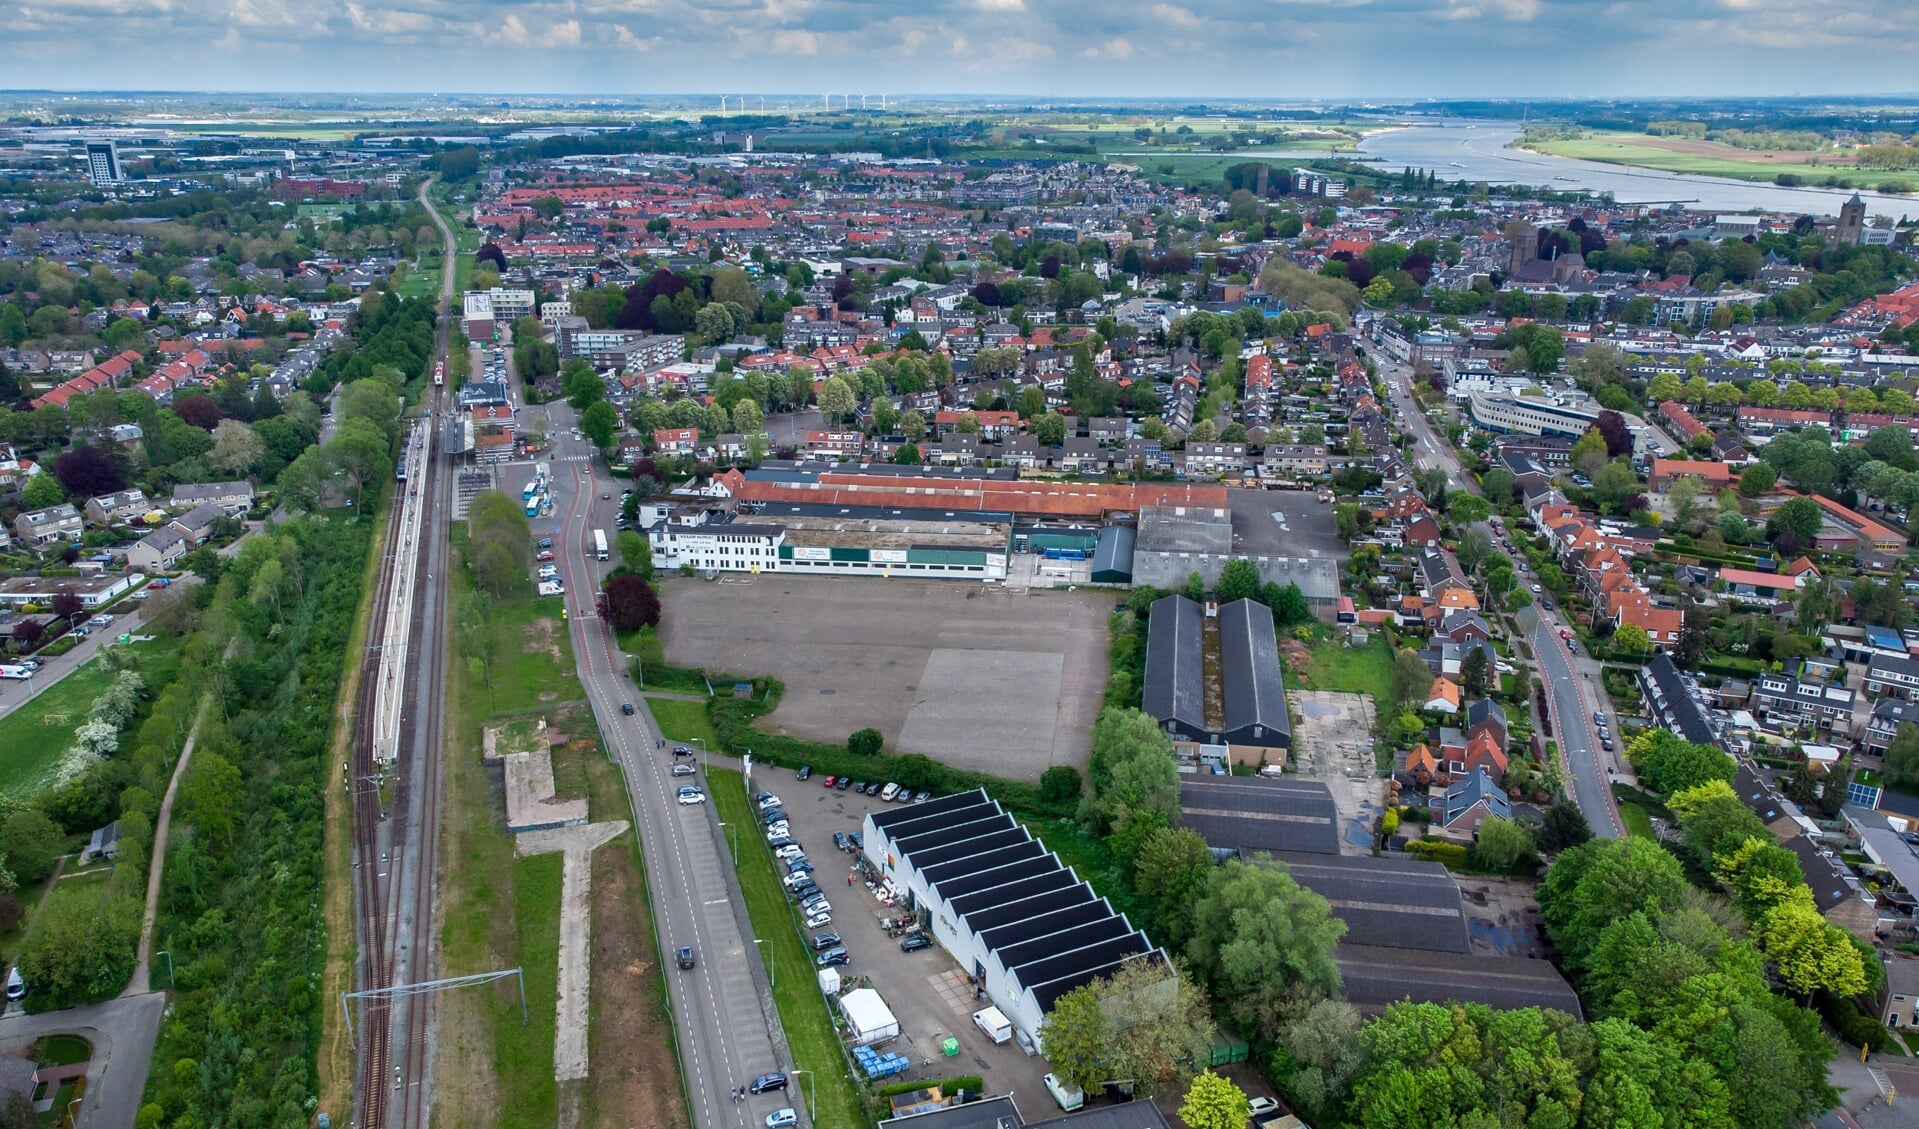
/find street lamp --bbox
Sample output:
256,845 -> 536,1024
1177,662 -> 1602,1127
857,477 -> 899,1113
754,938 -> 774,990
156,950 -> 174,987
790,1069 -> 815,1121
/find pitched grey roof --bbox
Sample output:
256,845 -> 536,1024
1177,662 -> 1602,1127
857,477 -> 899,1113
1142,595 -> 1204,733
1335,943 -> 1583,1017
1218,599 -> 1288,745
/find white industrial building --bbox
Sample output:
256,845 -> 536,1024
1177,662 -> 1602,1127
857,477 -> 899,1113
860,790 -> 1166,1052
644,502 -> 1013,581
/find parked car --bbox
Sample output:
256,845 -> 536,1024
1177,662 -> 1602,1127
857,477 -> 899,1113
774,845 -> 805,861
536,551 -> 554,562
537,538 -> 554,549
765,1110 -> 797,1129
815,948 -> 850,967
803,910 -> 832,929
749,1073 -> 787,1095
900,934 -> 934,953
914,791 -> 931,803
1248,1097 -> 1280,1116
671,763 -> 696,777
850,780 -> 868,794
810,931 -> 841,951
796,765 -> 812,781
821,775 -> 838,788
757,794 -> 783,810
676,787 -> 706,806
832,831 -> 851,852
836,777 -> 854,790
673,746 -> 693,757
880,782 -> 900,802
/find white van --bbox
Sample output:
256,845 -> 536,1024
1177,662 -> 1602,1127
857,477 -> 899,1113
1043,1073 -> 1084,1112
972,1005 -> 1012,1045
880,782 -> 901,802
5,967 -> 25,1002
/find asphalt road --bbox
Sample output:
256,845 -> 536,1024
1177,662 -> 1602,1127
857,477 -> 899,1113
0,992 -> 165,1127
1376,355 -> 1477,495
0,602 -> 150,719
542,400 -> 803,1129
1523,608 -> 1623,839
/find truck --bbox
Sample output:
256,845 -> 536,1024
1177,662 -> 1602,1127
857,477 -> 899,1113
0,664 -> 33,680
972,1005 -> 1012,1045
593,529 -> 609,561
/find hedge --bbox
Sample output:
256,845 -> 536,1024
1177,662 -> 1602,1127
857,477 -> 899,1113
1405,839 -> 1470,869
878,1075 -> 984,1099
705,676 -> 1070,818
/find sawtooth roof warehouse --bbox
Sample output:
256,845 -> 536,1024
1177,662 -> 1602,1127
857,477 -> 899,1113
860,789 -> 1167,1053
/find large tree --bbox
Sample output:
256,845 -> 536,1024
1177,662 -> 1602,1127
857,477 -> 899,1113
1186,859 -> 1345,1042
1216,558 -> 1261,603
602,573 -> 661,631
1178,1071 -> 1250,1129
53,444 -> 126,497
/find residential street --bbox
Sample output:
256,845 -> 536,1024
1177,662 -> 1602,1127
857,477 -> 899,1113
1524,608 -> 1624,838
0,992 -> 165,1126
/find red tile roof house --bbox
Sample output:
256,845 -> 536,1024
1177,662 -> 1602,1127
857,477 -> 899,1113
1649,459 -> 1731,492
1717,559 -> 1818,607
653,427 -> 699,455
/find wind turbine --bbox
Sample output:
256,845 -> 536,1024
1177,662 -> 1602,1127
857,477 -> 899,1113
719,95 -> 727,113
860,92 -> 868,110
759,95 -> 766,111
880,94 -> 889,111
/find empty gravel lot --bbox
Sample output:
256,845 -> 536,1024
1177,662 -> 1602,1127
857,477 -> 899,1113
658,576 -> 1111,778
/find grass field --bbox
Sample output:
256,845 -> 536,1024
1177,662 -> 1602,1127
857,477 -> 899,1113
434,546 -> 687,1128
1297,634 -> 1394,718
645,698 -> 719,750
710,767 -> 864,1129
1618,801 -> 1657,840
0,634 -> 186,804
1527,130 -> 1919,191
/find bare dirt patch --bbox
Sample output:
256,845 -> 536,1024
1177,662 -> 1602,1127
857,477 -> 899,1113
523,617 -> 563,662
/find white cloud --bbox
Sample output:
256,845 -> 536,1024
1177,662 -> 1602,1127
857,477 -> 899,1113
490,13 -> 582,48
769,27 -> 822,53
1082,36 -> 1136,59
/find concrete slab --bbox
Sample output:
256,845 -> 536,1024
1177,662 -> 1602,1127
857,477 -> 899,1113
516,819 -> 629,1082
1287,690 -> 1384,857
896,649 -> 1065,769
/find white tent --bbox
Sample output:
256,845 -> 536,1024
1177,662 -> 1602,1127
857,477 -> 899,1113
838,987 -> 900,1046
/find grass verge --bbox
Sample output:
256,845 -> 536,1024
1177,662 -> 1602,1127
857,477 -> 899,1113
709,766 -> 864,1129
0,634 -> 186,804
646,698 -> 719,749
1617,802 -> 1657,840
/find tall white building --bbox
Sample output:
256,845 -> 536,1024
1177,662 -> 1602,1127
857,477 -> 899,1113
86,141 -> 122,185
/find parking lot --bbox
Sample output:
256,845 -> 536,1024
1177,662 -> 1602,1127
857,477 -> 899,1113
659,577 -> 1111,779
744,763 -> 1060,1112
1226,487 -> 1346,559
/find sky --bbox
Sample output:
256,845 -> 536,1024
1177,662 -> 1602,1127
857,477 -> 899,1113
5,0 -> 1918,100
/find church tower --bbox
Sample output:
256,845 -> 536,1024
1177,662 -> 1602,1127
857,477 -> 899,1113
1837,193 -> 1866,245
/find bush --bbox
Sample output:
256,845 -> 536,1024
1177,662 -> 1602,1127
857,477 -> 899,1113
1822,995 -> 1899,1052
1404,839 -> 1470,869
848,727 -> 884,756
0,810 -> 66,884
1039,765 -> 1083,804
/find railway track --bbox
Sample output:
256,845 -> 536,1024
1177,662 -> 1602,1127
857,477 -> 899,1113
351,176 -> 457,1129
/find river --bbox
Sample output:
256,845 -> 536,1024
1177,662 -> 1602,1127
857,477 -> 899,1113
1224,121 -> 1916,220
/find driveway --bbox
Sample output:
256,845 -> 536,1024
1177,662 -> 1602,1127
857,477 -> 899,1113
0,992 -> 165,1127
